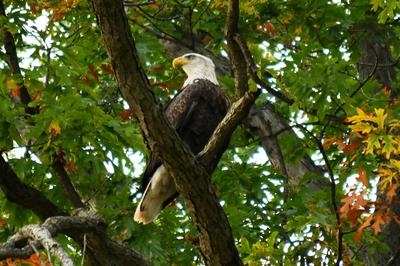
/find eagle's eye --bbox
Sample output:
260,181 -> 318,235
186,55 -> 194,60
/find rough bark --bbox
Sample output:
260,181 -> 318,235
91,0 -> 256,264
0,156 -> 151,266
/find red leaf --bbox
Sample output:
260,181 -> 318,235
0,220 -> 6,228
81,75 -> 93,85
202,35 -> 212,45
88,64 -> 99,82
101,63 -> 113,74
263,21 -> 275,36
119,110 -> 132,122
151,66 -> 165,73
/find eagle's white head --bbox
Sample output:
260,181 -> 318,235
172,53 -> 219,87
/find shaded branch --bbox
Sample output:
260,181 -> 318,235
0,155 -> 67,220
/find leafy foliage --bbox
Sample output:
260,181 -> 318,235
0,0 -> 399,265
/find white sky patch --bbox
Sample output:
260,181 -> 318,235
19,12 -> 51,69
248,147 -> 268,165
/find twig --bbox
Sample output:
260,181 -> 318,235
81,234 -> 86,266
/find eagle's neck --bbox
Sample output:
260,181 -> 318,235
183,66 -> 219,87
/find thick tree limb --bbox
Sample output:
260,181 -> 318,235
0,210 -> 105,264
0,156 -> 151,265
6,224 -> 74,266
91,0 -> 244,265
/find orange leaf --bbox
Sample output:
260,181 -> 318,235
10,85 -> 20,97
148,3 -> 158,9
357,168 -> 369,187
343,141 -> 363,154
0,220 -> 6,228
386,183 -> 399,203
323,136 -> 337,150
383,86 -> 391,96
347,209 -> 364,226
355,215 -> 373,241
371,212 -> 388,235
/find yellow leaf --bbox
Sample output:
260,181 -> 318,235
382,135 -> 395,159
48,121 -> 61,136
372,108 -> 387,131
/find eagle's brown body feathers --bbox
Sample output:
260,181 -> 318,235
134,54 -> 230,224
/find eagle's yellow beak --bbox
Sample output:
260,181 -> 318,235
172,57 -> 189,68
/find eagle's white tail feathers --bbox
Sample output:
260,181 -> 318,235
134,165 -> 176,224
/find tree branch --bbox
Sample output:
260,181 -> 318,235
0,210 -> 106,263
52,160 -> 85,209
91,0 -> 242,264
0,155 -> 67,220
224,0 -> 248,98
198,89 -> 260,172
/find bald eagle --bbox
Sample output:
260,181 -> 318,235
134,53 -> 230,224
